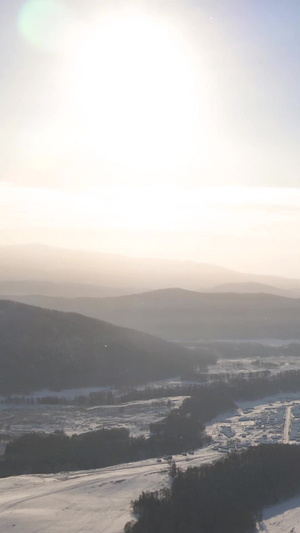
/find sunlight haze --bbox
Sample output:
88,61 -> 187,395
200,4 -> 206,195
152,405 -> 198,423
2,0 -> 300,277
3,6 -> 300,529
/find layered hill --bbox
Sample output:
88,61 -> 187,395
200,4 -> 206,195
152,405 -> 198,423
0,300 -> 197,395
7,289 -> 300,341
0,281 -> 132,298
1,244 -> 300,294
211,282 -> 296,298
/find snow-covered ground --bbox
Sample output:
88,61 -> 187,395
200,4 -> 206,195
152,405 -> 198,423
2,437 -> 300,532
206,393 -> 300,451
0,396 -> 186,441
207,355 -> 300,377
0,449 -> 220,533
2,353 -> 300,531
259,494 -> 300,532
2,391 -> 300,532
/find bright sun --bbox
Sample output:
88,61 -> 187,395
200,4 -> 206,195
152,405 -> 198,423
72,9 -> 198,172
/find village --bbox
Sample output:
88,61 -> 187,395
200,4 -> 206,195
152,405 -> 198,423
206,397 -> 300,453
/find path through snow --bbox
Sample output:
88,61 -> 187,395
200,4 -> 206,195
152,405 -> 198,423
283,405 -> 292,443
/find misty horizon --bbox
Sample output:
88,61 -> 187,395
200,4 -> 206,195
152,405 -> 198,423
1,241 -> 300,281
2,1 -> 300,279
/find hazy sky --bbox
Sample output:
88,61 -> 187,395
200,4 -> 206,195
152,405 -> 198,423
1,0 -> 300,276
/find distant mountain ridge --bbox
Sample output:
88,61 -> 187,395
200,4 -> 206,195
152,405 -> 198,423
211,282 -> 300,298
6,288 -> 300,342
0,280 -> 135,298
0,299 -> 195,395
1,244 -> 300,294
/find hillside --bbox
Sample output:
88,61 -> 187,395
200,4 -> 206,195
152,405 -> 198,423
0,449 -> 220,533
0,452 -> 299,533
0,300 -> 196,395
7,289 -> 300,341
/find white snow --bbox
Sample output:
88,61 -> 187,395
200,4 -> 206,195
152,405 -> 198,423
0,449 -> 220,532
207,355 -> 300,377
2,352 -> 300,531
205,392 -> 300,451
259,494 -> 300,532
2,444 -> 300,532
0,396 -> 187,439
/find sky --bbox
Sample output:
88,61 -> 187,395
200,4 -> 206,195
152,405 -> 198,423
1,0 -> 300,276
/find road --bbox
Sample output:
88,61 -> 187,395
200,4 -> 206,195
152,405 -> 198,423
283,405 -> 292,444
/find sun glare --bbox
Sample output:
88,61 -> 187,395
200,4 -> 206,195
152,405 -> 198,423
18,0 -> 76,53
71,9 -> 198,173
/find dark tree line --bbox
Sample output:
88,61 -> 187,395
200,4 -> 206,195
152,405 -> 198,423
197,340 -> 300,360
0,428 -> 132,476
227,368 -> 300,400
0,385 -> 205,406
0,422 -> 208,478
4,364 -> 300,407
125,444 -> 300,533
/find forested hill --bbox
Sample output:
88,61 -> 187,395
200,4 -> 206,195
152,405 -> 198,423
8,289 -> 300,341
0,300 -> 195,395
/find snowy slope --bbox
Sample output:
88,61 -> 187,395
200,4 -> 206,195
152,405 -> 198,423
260,495 -> 300,532
0,450 -> 220,533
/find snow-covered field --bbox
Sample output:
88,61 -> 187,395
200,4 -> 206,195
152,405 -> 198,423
2,353 -> 300,531
0,396 -> 186,441
259,495 -> 300,532
207,355 -> 300,377
0,449 -> 220,533
2,434 -> 300,533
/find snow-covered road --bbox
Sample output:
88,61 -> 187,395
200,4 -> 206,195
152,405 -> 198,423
283,405 -> 292,444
